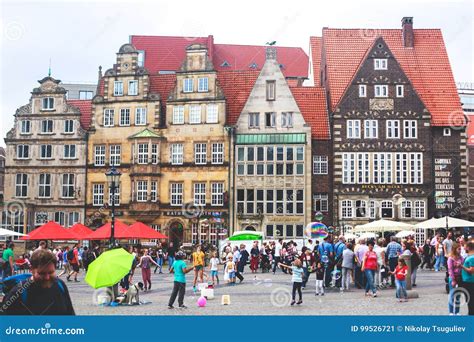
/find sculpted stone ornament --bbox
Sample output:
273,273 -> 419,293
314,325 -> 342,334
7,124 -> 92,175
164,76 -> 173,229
15,104 -> 31,116
369,98 -> 394,111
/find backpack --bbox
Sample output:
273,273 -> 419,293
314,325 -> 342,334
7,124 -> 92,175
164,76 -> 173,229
67,249 -> 75,261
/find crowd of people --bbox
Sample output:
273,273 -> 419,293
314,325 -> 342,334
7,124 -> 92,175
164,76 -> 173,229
0,231 -> 473,315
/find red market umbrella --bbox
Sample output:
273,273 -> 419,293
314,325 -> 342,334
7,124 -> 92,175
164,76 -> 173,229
20,221 -> 80,241
85,220 -> 130,240
125,222 -> 168,239
69,223 -> 94,240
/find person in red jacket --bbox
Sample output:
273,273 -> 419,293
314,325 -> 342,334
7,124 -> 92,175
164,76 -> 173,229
391,258 -> 408,302
361,241 -> 378,297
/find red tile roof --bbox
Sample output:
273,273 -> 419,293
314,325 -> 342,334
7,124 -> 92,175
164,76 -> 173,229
131,35 -> 211,72
148,74 -> 177,108
130,35 -> 308,78
320,28 -> 464,126
213,44 -> 308,78
309,37 -> 322,86
67,100 -> 92,130
290,87 -> 330,140
216,70 -> 259,125
97,78 -> 104,96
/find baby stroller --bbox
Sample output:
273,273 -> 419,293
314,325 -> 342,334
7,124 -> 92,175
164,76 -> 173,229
260,254 -> 271,273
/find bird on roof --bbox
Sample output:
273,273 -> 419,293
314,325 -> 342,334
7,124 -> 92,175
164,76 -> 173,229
266,41 -> 277,46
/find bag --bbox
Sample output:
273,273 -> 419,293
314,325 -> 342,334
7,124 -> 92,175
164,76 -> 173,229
67,249 -> 74,261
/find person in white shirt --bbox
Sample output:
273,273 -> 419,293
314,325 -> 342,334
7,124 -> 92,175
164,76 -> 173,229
373,238 -> 386,288
273,238 -> 283,274
209,251 -> 220,285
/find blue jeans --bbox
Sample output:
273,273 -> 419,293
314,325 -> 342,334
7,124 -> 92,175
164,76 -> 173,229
168,256 -> 175,270
434,254 -> 445,271
364,269 -> 376,294
448,277 -> 461,314
395,279 -> 407,299
302,267 -> 310,287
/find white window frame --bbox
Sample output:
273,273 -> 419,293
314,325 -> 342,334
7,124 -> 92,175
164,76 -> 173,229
206,104 -> 218,123
364,120 -> 378,139
114,81 -> 123,96
211,183 -> 224,206
15,174 -> 28,198
63,144 -> 76,159
171,144 -> 184,165
313,193 -> 328,212
403,120 -> 417,139
172,106 -> 184,124
211,143 -> 224,164
381,200 -> 393,218
62,174 -> 75,199
198,77 -> 209,92
150,181 -> 157,202
20,120 -> 31,134
386,120 -> 400,139
401,200 -> 412,218
137,181 -> 148,202
94,145 -> 106,166
128,80 -> 138,96
120,108 -> 130,126
110,145 -> 121,166
183,78 -> 193,93
342,153 -> 356,184
64,120 -> 74,134
41,120 -> 53,133
42,97 -> 54,110
194,143 -> 207,165
151,144 -> 159,165
40,144 -> 53,159
265,112 -> 276,127
341,200 -> 353,219
312,155 -> 328,174
38,173 -> 51,198
347,120 -> 361,139
375,85 -> 388,98
16,145 -> 29,159
281,112 -> 293,128
137,143 -> 149,164
443,128 -> 451,136
374,58 -> 388,70
135,108 -> 147,125
170,183 -> 183,206
194,183 -> 206,206
357,153 -> 370,184
92,184 -> 104,206
103,109 -> 114,127
249,112 -> 260,128
189,105 -> 201,124
359,84 -> 367,97
414,200 -> 426,219
396,85 -> 404,98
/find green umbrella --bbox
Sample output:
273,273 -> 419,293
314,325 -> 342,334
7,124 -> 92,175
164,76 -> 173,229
229,233 -> 263,241
85,248 -> 134,289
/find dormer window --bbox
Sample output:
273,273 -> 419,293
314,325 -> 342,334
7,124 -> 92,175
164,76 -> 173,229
374,59 -> 387,70
183,78 -> 193,93
42,97 -> 54,110
249,62 -> 258,69
114,81 -> 123,96
137,50 -> 145,67
198,77 -> 208,92
220,61 -> 230,67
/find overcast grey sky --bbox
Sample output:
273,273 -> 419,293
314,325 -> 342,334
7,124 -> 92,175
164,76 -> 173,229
1,0 -> 473,147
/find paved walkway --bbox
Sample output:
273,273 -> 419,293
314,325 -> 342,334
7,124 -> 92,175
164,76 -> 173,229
63,266 -> 465,315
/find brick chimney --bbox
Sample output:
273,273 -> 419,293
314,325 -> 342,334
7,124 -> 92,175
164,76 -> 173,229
402,17 -> 414,48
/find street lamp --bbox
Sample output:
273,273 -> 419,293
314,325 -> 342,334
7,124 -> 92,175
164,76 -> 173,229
106,166 -> 121,248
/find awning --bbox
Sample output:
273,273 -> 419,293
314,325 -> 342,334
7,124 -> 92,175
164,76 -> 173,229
20,221 -> 79,240
236,133 -> 306,145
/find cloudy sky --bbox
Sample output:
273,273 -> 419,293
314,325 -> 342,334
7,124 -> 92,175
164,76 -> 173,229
0,0 -> 473,147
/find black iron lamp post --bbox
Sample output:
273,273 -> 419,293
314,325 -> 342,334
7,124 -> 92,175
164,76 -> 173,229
106,167 -> 121,248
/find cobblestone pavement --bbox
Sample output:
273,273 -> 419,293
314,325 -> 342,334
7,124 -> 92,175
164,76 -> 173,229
62,266 -> 467,315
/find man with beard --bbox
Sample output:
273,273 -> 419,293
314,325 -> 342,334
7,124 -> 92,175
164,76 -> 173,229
1,249 -> 75,315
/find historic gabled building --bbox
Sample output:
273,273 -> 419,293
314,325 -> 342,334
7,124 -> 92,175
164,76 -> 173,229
159,44 -> 229,247
309,17 -> 467,240
224,47 -> 313,239
86,44 -> 164,228
3,76 -> 89,234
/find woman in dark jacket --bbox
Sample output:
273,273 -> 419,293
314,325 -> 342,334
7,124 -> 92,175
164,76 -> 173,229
420,239 -> 432,270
